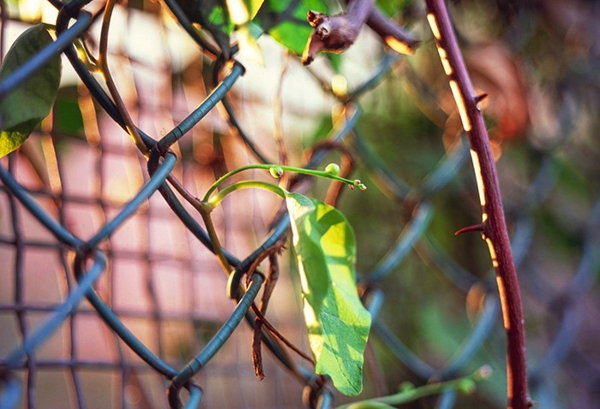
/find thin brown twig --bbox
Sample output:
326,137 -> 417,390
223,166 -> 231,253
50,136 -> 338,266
424,1 -> 531,408
252,251 -> 282,380
166,172 -> 233,276
274,53 -> 290,168
251,303 -> 315,365
246,242 -> 314,378
99,0 -> 148,155
244,243 -> 313,366
259,251 -> 281,314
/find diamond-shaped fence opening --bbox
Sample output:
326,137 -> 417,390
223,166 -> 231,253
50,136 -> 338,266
1,1 -> 600,408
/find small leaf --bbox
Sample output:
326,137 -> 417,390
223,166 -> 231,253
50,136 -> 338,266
286,192 -> 371,396
0,24 -> 61,157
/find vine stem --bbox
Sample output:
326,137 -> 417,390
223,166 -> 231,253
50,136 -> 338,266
202,163 -> 363,202
424,1 -> 531,408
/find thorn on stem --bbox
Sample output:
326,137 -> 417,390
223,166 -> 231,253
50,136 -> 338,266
475,93 -> 488,103
475,93 -> 489,110
455,223 -> 485,236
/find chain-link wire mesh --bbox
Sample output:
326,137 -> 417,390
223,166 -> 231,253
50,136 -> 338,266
1,0 -> 599,408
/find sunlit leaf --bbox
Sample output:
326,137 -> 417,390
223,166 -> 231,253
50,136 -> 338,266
254,0 -> 328,55
244,0 -> 264,20
286,192 -> 371,396
0,24 -> 61,158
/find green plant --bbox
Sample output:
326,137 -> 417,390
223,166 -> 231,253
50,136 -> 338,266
0,24 -> 61,157
187,163 -> 371,395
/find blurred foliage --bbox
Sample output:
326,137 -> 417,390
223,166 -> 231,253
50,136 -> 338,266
339,0 -> 600,407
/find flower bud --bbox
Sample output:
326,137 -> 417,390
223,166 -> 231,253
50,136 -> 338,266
325,163 -> 340,175
269,166 -> 284,178
457,378 -> 476,394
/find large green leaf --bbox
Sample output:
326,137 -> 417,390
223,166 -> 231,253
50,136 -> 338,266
254,0 -> 328,55
0,24 -> 61,157
286,192 -> 371,396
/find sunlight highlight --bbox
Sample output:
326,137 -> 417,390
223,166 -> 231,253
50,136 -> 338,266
384,36 -> 415,55
449,80 -> 472,132
495,274 -> 510,330
226,0 -> 250,25
331,74 -> 348,98
436,46 -> 453,76
470,150 -> 486,207
427,13 -> 442,41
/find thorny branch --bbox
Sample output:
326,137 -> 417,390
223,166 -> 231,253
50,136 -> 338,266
302,0 -> 419,65
424,1 -> 531,408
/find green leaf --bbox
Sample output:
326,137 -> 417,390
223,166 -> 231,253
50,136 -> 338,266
376,0 -> 412,17
244,0 -> 264,19
286,192 -> 371,396
254,0 -> 328,55
53,89 -> 85,137
0,24 -> 61,157
175,0 -> 232,52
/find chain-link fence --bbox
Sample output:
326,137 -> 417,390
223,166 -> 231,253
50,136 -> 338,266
1,0 -> 599,408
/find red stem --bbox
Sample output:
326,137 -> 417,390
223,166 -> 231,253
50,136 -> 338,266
424,1 -> 530,408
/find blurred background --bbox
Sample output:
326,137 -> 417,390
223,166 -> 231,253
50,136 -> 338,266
1,0 -> 600,408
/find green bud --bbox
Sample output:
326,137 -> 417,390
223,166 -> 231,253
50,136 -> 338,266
348,179 -> 367,190
325,163 -> 340,175
399,381 -> 415,392
457,378 -> 476,394
269,166 -> 284,178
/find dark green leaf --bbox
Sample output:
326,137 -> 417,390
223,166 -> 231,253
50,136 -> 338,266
54,88 -> 84,137
0,24 -> 61,157
286,192 -> 371,396
376,0 -> 411,17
